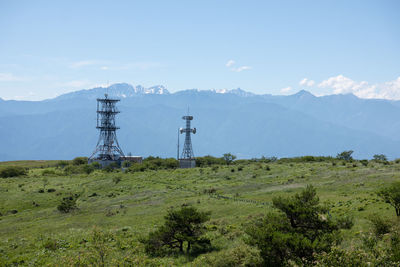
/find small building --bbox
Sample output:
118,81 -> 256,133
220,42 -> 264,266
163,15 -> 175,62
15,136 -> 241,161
179,159 -> 196,168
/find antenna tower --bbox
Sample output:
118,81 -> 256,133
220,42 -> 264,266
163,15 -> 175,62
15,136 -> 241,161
178,112 -> 196,168
89,94 -> 124,162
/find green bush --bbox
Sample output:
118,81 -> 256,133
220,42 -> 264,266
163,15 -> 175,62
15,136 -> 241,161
369,215 -> 391,237
193,242 -> 262,267
373,154 -> 388,162
57,194 -> 78,213
223,153 -> 237,165
196,155 -> 225,167
56,160 -> 69,168
143,205 -> 211,256
90,161 -> 101,169
0,166 -> 27,178
336,214 -> 354,229
82,164 -> 95,174
72,157 -> 88,165
112,176 -> 122,184
246,185 -> 346,266
337,150 -> 354,161
41,169 -> 57,176
378,182 -> 400,216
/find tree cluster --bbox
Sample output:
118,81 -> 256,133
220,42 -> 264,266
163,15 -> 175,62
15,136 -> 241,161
245,185 -> 347,266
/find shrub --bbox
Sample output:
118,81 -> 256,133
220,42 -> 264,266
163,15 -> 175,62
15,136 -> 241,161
246,185 -> 346,266
63,165 -> 81,175
193,242 -> 262,267
90,161 -> 101,169
56,160 -> 69,168
373,154 -> 388,162
196,155 -> 225,167
112,176 -> 122,184
90,227 -> 113,266
0,166 -> 27,178
223,153 -> 237,165
72,157 -> 88,165
369,215 -> 391,237
103,162 -> 119,172
336,215 -> 354,230
121,160 -> 131,168
41,169 -> 57,176
57,194 -> 78,213
82,164 -> 95,174
378,182 -> 400,216
143,205 -> 211,255
337,150 -> 354,161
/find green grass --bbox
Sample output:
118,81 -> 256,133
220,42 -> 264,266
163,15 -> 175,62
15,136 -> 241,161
0,160 -> 399,265
0,160 -> 62,168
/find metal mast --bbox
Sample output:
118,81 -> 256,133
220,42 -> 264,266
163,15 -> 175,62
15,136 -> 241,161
178,113 -> 196,168
89,94 -> 124,161
180,115 -> 196,159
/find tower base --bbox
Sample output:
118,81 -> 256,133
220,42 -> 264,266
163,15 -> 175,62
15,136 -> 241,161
179,159 -> 196,168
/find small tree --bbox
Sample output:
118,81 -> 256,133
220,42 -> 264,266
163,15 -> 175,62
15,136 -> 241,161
378,182 -> 400,216
373,154 -> 388,162
223,153 -> 237,165
144,205 -> 211,255
246,185 -> 344,266
336,150 -> 354,161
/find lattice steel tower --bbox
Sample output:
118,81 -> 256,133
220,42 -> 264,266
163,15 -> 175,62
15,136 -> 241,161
89,94 -> 124,162
178,113 -> 196,168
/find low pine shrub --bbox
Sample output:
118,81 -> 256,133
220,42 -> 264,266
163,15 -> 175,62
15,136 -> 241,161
57,194 -> 78,213
0,166 -> 27,178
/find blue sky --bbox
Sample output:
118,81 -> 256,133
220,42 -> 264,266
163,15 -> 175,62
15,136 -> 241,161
0,0 -> 399,100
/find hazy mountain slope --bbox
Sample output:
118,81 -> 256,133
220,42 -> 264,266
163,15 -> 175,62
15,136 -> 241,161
1,83 -> 400,160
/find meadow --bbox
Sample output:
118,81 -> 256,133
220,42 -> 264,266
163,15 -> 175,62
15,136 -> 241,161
0,157 -> 399,266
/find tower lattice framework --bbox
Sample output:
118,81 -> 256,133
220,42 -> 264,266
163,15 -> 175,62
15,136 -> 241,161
89,94 -> 124,161
180,115 -> 196,159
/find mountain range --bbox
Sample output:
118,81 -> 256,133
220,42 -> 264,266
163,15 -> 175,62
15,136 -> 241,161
1,83 -> 400,161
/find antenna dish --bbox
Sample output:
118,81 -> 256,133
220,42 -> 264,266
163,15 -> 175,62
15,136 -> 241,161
193,128 -> 196,134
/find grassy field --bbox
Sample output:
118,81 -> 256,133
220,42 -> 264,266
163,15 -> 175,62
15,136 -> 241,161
0,160 -> 62,168
0,159 -> 399,265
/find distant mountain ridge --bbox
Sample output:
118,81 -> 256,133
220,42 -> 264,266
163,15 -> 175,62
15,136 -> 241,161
54,83 -> 170,100
1,83 -> 400,161
53,83 -> 258,100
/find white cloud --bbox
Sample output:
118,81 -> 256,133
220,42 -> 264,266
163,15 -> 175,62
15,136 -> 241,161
225,60 -> 252,72
280,86 -> 292,93
0,72 -> 24,82
226,60 -> 235,67
100,66 -> 109,70
299,78 -> 315,87
234,66 -> 252,72
317,75 -> 400,99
